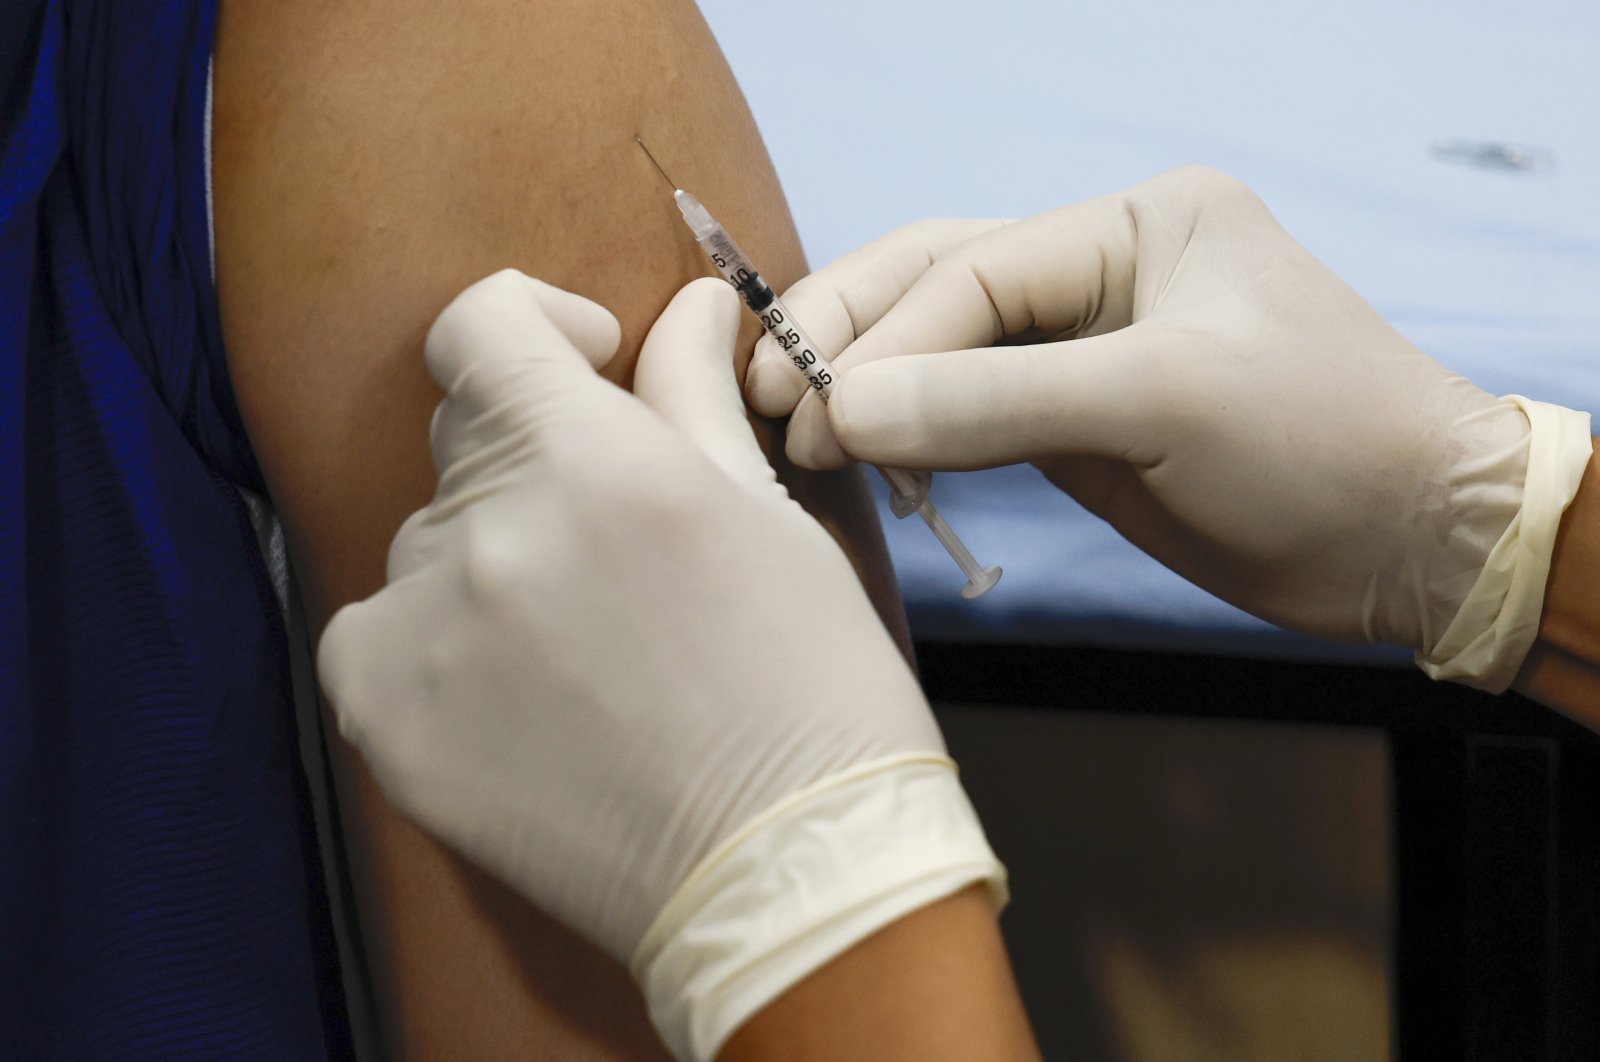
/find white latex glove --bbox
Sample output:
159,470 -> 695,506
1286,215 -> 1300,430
748,167 -> 1593,691
317,271 -> 1003,1061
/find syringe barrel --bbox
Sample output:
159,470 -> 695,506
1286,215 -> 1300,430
751,293 -> 836,401
698,227 -> 772,309
671,186 -> 1002,599
693,225 -> 838,401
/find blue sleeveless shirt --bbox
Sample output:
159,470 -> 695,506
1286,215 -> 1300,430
2,2 -> 351,1055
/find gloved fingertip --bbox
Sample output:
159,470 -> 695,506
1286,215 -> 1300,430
784,394 -> 852,470
745,345 -> 809,417
638,278 -> 744,403
742,356 -> 781,414
423,269 -> 527,384
672,277 -> 742,342
679,274 -> 740,309
314,603 -> 364,724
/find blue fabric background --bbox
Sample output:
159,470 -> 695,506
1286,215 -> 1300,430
2,1 -> 348,1055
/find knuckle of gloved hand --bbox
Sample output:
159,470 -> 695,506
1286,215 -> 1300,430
374,672 -> 447,790
318,607 -> 448,799
386,508 -> 432,581
917,249 -> 985,311
893,216 -> 956,247
913,217 -> 984,250
1155,165 -> 1262,217
456,506 -> 546,609
316,606 -> 375,745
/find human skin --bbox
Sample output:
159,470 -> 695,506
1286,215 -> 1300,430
1515,437 -> 1600,722
719,886 -> 1041,1062
211,0 -> 913,1055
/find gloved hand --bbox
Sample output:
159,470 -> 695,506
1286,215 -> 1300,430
747,167 -> 1593,691
316,271 -> 1004,1061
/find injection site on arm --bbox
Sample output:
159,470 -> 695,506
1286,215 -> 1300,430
636,137 -> 1001,599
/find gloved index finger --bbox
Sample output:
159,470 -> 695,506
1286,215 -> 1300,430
786,191 -> 1146,469
836,190 -> 1145,374
745,219 -> 1009,418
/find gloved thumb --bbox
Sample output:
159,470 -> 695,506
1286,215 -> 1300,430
827,324 -> 1170,471
425,270 -> 623,473
426,269 -> 621,386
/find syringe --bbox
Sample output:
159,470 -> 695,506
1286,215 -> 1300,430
636,137 -> 1001,599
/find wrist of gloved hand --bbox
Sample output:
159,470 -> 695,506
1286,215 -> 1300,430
1416,395 -> 1593,691
634,754 -> 1006,1061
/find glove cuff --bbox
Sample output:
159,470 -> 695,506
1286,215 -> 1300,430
1416,396 -> 1593,692
630,753 -> 1007,1062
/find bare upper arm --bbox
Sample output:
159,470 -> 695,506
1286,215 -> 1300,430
212,0 -> 905,1055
